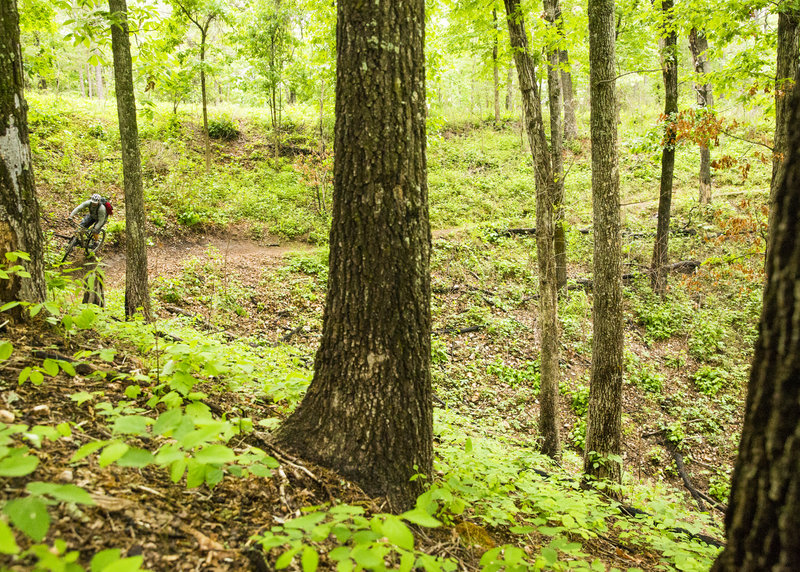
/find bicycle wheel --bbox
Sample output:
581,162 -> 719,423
61,235 -> 79,263
87,230 -> 106,255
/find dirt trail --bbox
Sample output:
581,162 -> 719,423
99,237 -> 315,289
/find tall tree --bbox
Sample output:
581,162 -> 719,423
0,0 -> 46,320
584,0 -> 623,484
557,1 -> 578,141
711,67 -> 800,572
108,0 -> 151,320
768,8 -> 799,258
492,7 -> 501,123
544,0 -> 567,292
274,0 -> 432,509
651,0 -> 678,295
172,0 -> 219,174
688,27 -> 713,205
504,0 -> 561,460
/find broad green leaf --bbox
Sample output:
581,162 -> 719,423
99,348 -> 115,362
124,385 -> 141,399
112,415 -> 152,435
186,459 -> 206,488
102,555 -> 144,572
99,442 -> 129,467
0,342 -> 12,361
400,508 -> 441,528
541,546 -> 558,565
284,512 -> 326,531
74,308 -> 97,329
18,367 -> 31,384
0,450 -> 38,477
58,360 -> 76,376
91,548 -> 122,572
4,497 -> 50,542
275,547 -> 300,569
0,302 -> 21,312
350,545 -> 383,569
70,391 -> 94,406
381,515 -> 414,550
27,482 -> 94,505
170,458 -> 187,483
153,409 -> 183,435
301,546 -> 318,572
116,448 -> 154,468
42,359 -> 59,377
0,520 -> 19,555
71,440 -> 107,463
30,370 -> 44,386
194,444 -> 235,465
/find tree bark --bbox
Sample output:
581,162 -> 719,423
109,0 -> 151,321
493,8 -> 501,123
688,28 -> 713,205
506,60 -> 514,111
274,0 -> 432,510
200,26 -> 211,174
768,10 -> 799,267
95,63 -> 104,101
712,66 -> 800,572
651,0 -> 678,296
560,50 -> 578,141
584,0 -> 623,485
546,0 -> 567,292
504,0 -> 561,460
0,0 -> 47,320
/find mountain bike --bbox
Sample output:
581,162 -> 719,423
59,222 -> 106,263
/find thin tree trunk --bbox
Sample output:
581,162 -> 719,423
584,0 -> 623,485
768,10 -> 799,266
560,49 -> 578,141
319,81 -> 325,154
493,8 -> 501,123
712,66 -> 800,571
506,60 -> 514,111
109,0 -> 151,321
0,0 -> 47,319
95,64 -> 104,101
79,63 -> 86,98
651,0 -> 678,295
87,64 -> 93,98
200,31 -> 210,174
504,0 -> 561,461
546,0 -> 567,291
689,28 -> 713,205
275,0 -> 432,511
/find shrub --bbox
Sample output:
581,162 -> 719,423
692,366 -> 728,396
688,318 -> 726,361
207,115 -> 239,140
629,366 -> 665,394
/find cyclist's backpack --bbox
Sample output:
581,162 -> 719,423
103,198 -> 113,216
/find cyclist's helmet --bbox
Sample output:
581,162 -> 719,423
90,193 -> 102,203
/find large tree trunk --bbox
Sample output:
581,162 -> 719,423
504,0 -> 561,460
768,10 -> 799,265
0,0 -> 46,320
584,0 -> 623,485
688,28 -> 714,205
274,0 -> 432,511
651,0 -> 678,296
492,8 -> 501,123
546,0 -> 567,292
109,0 -> 151,321
712,66 -> 800,572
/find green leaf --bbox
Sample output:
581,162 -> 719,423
0,450 -> 38,477
541,547 -> 558,565
400,508 -> 441,528
27,482 -> 94,505
275,547 -> 300,569
42,359 -> 59,377
71,440 -> 107,463
186,459 -> 206,488
58,360 -> 76,376
91,548 -> 122,572
153,409 -> 183,435
0,341 -> 12,361
194,444 -> 235,465
4,497 -> 50,542
102,556 -> 144,572
0,302 -> 21,312
112,415 -> 152,435
381,515 -> 414,550
284,512 -> 326,531
0,520 -> 20,555
18,367 -> 31,384
99,348 -> 115,362
301,546 -> 319,572
124,385 -> 142,399
70,391 -> 94,406
116,448 -> 155,468
170,458 -> 187,483
74,308 -> 97,329
350,545 -> 383,569
99,442 -> 129,467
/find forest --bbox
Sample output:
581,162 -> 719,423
1,0 -> 800,570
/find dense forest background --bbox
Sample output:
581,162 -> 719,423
1,0 -> 798,570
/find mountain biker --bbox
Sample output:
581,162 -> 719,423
68,193 -> 107,242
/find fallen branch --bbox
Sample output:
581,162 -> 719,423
572,260 -> 700,289
434,325 -> 484,335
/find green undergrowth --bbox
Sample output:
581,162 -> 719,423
1,263 -> 725,571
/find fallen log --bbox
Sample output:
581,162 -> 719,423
434,325 -> 484,335
572,260 -> 701,290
